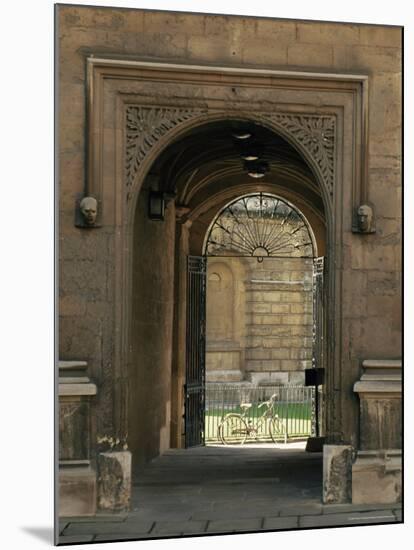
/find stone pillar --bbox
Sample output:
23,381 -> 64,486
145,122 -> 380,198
58,361 -> 97,517
352,359 -> 402,504
171,218 -> 191,449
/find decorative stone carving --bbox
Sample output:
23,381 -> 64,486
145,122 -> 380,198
75,196 -> 100,228
356,203 -> 375,233
80,196 -> 98,225
125,106 -> 336,199
126,106 -> 205,188
323,444 -> 353,504
97,451 -> 132,512
266,114 -> 335,198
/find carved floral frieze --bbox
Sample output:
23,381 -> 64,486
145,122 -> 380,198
266,114 -> 335,197
125,105 -> 336,198
126,106 -> 206,188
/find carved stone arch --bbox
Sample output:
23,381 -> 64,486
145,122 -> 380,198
125,107 -> 334,228
83,59 -> 369,451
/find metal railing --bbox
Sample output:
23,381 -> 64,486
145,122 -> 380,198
205,384 -> 314,443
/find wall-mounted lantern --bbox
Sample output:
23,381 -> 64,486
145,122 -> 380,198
148,191 -> 165,220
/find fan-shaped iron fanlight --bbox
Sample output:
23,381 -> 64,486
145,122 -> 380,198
204,193 -> 315,260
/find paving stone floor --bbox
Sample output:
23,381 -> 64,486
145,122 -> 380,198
59,442 -> 402,544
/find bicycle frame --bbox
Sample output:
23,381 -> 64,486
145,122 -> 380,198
239,395 -> 278,436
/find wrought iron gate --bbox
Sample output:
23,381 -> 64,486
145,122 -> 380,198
184,256 -> 207,447
311,256 -> 326,436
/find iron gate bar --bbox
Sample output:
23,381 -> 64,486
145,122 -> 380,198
312,256 -> 325,437
204,193 -> 315,259
185,256 -> 207,448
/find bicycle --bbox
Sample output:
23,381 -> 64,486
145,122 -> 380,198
217,393 -> 287,445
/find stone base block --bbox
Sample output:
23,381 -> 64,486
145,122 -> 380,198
306,436 -> 325,452
97,451 -> 132,512
59,466 -> 97,517
323,445 -> 352,504
352,450 -> 401,505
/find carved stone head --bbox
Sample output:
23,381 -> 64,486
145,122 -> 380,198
357,204 -> 373,233
80,196 -> 98,226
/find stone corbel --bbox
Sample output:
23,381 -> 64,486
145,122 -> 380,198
175,204 -> 191,223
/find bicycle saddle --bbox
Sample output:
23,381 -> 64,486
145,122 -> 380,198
240,403 -> 252,409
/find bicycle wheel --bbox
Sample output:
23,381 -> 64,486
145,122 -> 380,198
219,414 -> 248,445
269,416 -> 286,443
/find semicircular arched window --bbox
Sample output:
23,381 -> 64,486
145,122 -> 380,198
203,193 -> 315,260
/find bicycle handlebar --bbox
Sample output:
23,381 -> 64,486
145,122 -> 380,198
258,394 -> 278,408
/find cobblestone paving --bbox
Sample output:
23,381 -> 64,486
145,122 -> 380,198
59,443 -> 402,544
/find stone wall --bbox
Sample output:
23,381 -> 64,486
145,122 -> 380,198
206,256 -> 313,385
245,257 -> 313,385
128,190 -> 175,468
58,5 -> 401,468
206,257 -> 247,382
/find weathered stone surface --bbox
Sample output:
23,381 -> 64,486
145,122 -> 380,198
352,451 -> 401,504
296,22 -> 360,45
207,517 -> 262,533
59,534 -> 95,543
323,445 -> 352,504
288,43 -> 333,67
359,26 -> 402,48
354,359 -> 402,450
59,400 -> 90,461
97,451 -> 132,512
322,502 -> 398,514
59,467 -> 97,517
152,520 -> 207,534
64,519 -> 152,536
300,509 -> 396,527
262,516 -> 298,530
360,398 -> 402,449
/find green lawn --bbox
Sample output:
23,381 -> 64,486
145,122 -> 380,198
205,403 -> 312,442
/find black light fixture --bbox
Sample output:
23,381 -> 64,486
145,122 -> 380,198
231,122 -> 253,141
232,131 -> 252,140
241,151 -> 259,161
239,142 -> 263,161
148,191 -> 165,220
244,160 -> 269,179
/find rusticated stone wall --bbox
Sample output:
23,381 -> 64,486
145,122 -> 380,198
245,257 -> 313,385
206,256 -> 313,385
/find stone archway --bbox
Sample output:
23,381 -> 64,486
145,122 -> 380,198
127,120 -> 330,459
85,57 -> 370,464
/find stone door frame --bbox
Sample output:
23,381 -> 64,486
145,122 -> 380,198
85,56 -> 369,446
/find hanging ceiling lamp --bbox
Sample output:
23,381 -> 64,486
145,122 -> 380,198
239,142 -> 263,161
232,130 -> 252,140
245,160 -> 269,178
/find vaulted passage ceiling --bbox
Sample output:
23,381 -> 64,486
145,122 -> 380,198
148,119 -> 325,223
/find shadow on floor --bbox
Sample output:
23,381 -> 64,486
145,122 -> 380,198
132,442 -> 323,510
